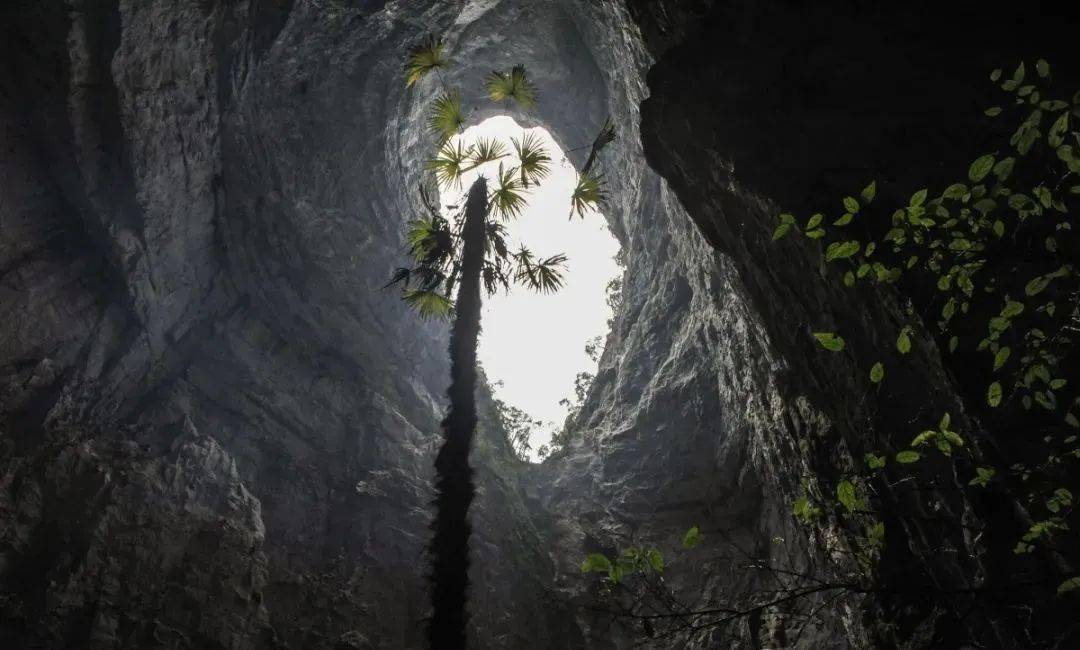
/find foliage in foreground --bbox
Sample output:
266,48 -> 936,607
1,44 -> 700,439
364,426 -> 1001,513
580,59 -> 1080,645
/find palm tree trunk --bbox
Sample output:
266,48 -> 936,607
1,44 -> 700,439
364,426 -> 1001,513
429,176 -> 487,649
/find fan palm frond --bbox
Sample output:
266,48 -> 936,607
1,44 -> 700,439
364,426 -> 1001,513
485,221 -> 509,258
385,266 -> 411,289
514,249 -> 566,294
482,261 -> 511,295
404,37 -> 447,87
512,132 -> 551,187
428,91 -> 465,143
490,163 -> 527,220
469,137 -> 507,166
403,289 -> 453,318
406,216 -> 454,263
411,264 -> 447,292
580,117 -> 616,175
426,140 -> 471,188
485,65 -> 536,108
570,171 -> 608,219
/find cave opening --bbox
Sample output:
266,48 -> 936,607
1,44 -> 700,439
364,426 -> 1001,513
436,115 -> 623,461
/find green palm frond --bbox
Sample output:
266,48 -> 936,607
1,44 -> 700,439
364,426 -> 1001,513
469,137 -> 507,166
514,249 -> 567,294
426,140 -> 471,188
485,221 -> 509,258
428,91 -> 465,143
403,289 -> 453,319
570,171 -> 608,219
406,216 -> 453,263
404,37 -> 447,87
490,163 -> 527,220
485,65 -> 536,108
385,267 -> 411,289
482,261 -> 511,295
512,133 -> 551,187
580,117 -> 617,175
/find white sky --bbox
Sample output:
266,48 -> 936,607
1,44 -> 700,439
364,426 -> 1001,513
438,116 -> 622,460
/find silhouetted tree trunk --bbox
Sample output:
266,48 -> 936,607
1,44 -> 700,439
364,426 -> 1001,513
429,177 -> 487,649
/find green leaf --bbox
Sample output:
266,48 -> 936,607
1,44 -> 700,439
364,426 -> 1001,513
569,171 -> 608,219
942,429 -> 964,448
843,196 -> 860,213
939,413 -> 951,431
993,157 -> 1016,181
682,525 -> 704,549
949,336 -> 959,353
485,65 -> 537,107
403,289 -> 453,319
511,132 -> 551,185
896,450 -> 920,464
404,37 -> 447,87
1036,59 -> 1050,78
990,68 -> 1002,82
608,563 -> 625,584
969,467 -> 996,487
912,430 -> 936,447
968,154 -> 996,182
910,189 -> 928,207
987,382 -> 1003,407
836,480 -> 858,513
1012,61 -> 1026,84
1058,577 -> 1080,596
427,91 -> 465,143
833,213 -> 854,226
806,214 -> 823,229
1001,300 -> 1025,318
870,362 -> 885,384
943,183 -> 967,199
805,228 -> 826,239
993,220 -> 1005,237
772,223 -> 792,241
896,329 -> 912,354
813,332 -> 845,352
984,107 -> 1002,117
581,553 -> 612,574
825,240 -> 860,261
1025,275 -> 1051,296
646,549 -> 664,572
860,181 -> 877,203
867,522 -> 885,546
993,346 -> 1011,371
864,453 -> 886,470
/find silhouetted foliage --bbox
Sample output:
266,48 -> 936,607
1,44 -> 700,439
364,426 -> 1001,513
394,35 -> 617,648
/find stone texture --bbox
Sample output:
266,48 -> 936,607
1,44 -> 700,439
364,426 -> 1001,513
2,0 -> 1077,648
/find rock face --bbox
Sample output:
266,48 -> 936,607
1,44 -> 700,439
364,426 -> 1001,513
2,0 -> 1077,649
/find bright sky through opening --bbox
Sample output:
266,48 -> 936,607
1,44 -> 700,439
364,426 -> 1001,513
438,116 -> 622,461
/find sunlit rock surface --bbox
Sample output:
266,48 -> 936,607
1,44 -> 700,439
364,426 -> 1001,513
3,1 -> 1077,648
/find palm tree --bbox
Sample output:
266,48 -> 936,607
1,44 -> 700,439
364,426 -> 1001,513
391,37 -> 615,649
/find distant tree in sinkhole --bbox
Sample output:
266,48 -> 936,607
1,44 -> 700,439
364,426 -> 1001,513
388,36 -> 617,649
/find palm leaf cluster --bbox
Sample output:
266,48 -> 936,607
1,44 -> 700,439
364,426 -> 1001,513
485,65 -> 537,107
570,171 -> 608,219
490,163 -> 527,219
426,138 -> 509,189
512,133 -> 551,187
397,44 -> 619,312
428,91 -> 465,143
388,181 -> 569,317
404,37 -> 446,87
